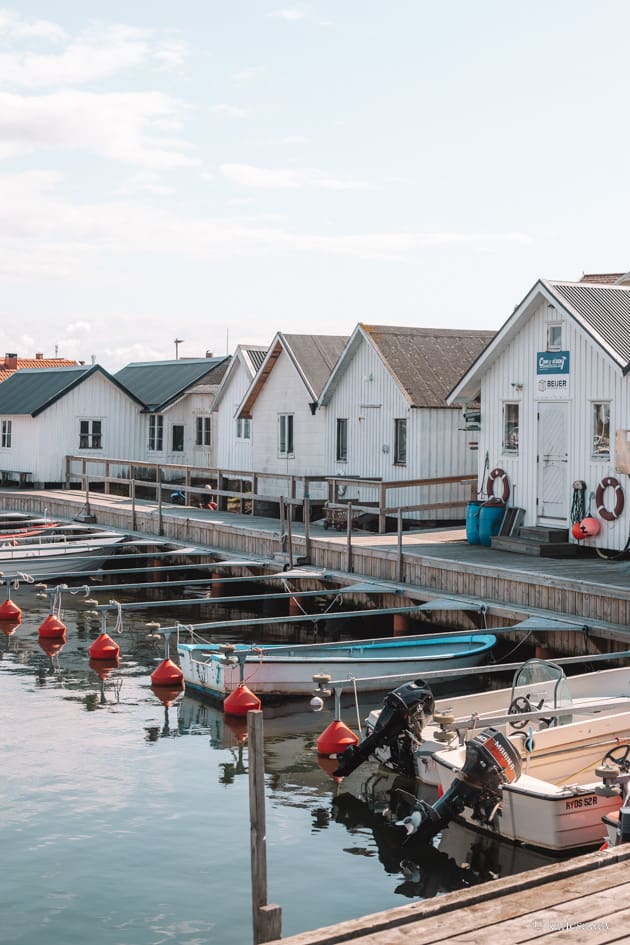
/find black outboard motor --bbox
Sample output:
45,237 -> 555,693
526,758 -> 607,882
401,727 -> 522,843
334,680 -> 435,779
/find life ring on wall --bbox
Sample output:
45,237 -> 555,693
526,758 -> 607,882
595,476 -> 625,521
486,467 -> 510,503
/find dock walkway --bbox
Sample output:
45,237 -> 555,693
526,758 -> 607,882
4,488 -> 630,646
270,847 -> 630,944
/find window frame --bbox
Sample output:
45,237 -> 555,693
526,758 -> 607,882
592,401 -> 610,459
394,418 -> 407,465
195,415 -> 211,447
79,418 -> 102,450
336,418 -> 348,462
1,419 -> 12,449
171,424 -> 184,452
502,402 -> 520,453
546,324 -> 563,351
278,413 -> 294,456
148,414 -> 164,452
236,417 -> 251,440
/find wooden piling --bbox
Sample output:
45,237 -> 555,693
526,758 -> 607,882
248,710 -> 282,944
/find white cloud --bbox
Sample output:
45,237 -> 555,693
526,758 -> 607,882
221,162 -> 368,190
0,90 -> 197,169
0,10 -> 67,43
231,66 -> 265,84
208,103 -> 246,118
0,19 -> 188,89
268,8 -> 308,22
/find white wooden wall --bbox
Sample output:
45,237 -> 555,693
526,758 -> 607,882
214,358 -> 254,473
477,297 -> 630,549
323,335 -> 474,518
0,372 -> 142,484
250,348 -> 328,499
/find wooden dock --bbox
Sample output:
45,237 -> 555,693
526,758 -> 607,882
270,846 -> 630,944
4,487 -> 630,652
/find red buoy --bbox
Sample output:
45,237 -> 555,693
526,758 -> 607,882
223,683 -> 261,717
38,613 -> 67,638
89,632 -> 120,660
0,619 -> 20,637
151,682 -> 184,707
39,636 -> 66,657
151,658 -> 184,687
317,720 -> 359,757
89,656 -> 119,679
0,598 -> 21,623
571,521 -> 585,540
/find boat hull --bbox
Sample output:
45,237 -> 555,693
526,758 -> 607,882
178,633 -> 496,701
0,535 -> 126,578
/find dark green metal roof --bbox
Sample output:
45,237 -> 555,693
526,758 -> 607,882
115,357 -> 230,411
0,365 -> 141,417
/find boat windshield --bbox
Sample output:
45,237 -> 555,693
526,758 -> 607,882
510,659 -> 572,714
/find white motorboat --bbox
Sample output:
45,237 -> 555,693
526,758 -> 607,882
0,532 -> 128,579
177,631 -> 496,702
335,659 -> 630,851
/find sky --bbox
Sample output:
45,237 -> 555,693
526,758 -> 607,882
1,1 -> 630,372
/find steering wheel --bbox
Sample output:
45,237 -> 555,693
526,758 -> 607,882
602,743 -> 630,773
508,695 -> 532,729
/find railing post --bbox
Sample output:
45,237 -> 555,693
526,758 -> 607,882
303,496 -> 311,562
156,465 -> 163,537
287,500 -> 294,570
131,478 -> 137,531
378,482 -> 387,534
397,507 -> 404,583
346,500 -> 353,573
104,461 -> 110,495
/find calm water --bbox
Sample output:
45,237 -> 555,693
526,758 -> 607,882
1,588 -> 559,945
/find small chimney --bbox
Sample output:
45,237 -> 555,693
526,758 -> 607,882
206,350 -> 214,358
35,352 -> 43,360
5,353 -> 17,369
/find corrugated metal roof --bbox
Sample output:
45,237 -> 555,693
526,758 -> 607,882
0,366 -> 92,415
243,346 -> 267,373
363,326 -> 495,407
115,357 -> 230,411
283,334 -> 348,397
548,281 -> 630,368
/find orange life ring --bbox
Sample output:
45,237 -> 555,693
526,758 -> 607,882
595,476 -> 625,521
486,467 -> 510,503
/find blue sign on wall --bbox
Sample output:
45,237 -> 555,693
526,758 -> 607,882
537,351 -> 570,375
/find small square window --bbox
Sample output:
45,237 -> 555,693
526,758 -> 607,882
547,324 -> 563,350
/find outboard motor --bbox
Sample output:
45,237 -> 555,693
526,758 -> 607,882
400,727 -> 522,843
334,680 -> 435,779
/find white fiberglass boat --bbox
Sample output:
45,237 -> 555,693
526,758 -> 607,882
335,659 -> 630,851
0,532 -> 128,579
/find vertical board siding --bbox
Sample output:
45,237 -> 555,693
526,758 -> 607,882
479,298 -> 630,549
214,358 -> 255,472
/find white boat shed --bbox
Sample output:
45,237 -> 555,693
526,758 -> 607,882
449,275 -> 630,552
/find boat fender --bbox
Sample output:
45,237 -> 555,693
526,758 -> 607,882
595,476 -> 625,521
486,467 -> 510,503
524,727 -> 535,754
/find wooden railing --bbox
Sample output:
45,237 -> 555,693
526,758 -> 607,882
64,455 -> 477,534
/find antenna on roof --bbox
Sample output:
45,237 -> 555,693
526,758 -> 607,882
174,338 -> 184,360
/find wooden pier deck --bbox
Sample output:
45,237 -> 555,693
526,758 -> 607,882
270,846 -> 630,944
4,487 -> 630,649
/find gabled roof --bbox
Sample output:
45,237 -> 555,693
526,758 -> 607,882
212,345 -> 268,412
319,324 -> 495,408
239,333 -> 347,417
0,365 -> 142,417
115,356 -> 230,412
449,278 -> 630,403
0,356 -> 78,384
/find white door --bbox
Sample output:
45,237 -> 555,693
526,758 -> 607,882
537,402 -> 569,522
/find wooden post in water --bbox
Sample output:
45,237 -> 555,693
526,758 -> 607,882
248,710 -> 282,944
303,496 -> 311,562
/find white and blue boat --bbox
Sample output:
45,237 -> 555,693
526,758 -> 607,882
177,631 -> 496,701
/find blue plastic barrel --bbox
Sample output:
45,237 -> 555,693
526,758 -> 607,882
479,502 -> 505,547
466,501 -> 483,544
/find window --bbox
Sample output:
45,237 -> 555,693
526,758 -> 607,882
336,418 -> 348,462
592,402 -> 610,457
394,418 -> 407,465
236,417 -> 251,439
196,415 -> 211,446
547,324 -> 563,350
148,415 -> 163,451
503,403 -> 519,452
79,419 -> 102,450
172,424 -> 184,452
1,419 -> 11,448
278,414 -> 294,455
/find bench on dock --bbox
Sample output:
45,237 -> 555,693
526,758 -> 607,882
0,470 -> 33,487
